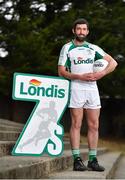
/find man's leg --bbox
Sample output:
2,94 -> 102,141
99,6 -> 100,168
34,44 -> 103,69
70,108 -> 87,171
86,108 -> 105,171
70,108 -> 83,150
86,108 -> 100,150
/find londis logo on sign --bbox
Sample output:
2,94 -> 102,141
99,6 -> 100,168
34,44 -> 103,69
12,73 -> 70,156
20,79 -> 65,98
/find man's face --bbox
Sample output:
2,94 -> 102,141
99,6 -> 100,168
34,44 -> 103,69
73,24 -> 89,42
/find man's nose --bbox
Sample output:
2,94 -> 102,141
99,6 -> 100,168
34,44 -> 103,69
80,29 -> 84,34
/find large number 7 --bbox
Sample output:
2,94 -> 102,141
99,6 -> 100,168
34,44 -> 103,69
11,73 -> 70,156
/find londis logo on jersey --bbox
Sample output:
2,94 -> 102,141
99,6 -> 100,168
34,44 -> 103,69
74,58 -> 93,65
20,79 -> 65,98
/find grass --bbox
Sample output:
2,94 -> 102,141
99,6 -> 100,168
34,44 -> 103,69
98,137 -> 125,154
64,133 -> 125,154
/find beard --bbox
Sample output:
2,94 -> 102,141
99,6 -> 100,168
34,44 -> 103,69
74,33 -> 86,42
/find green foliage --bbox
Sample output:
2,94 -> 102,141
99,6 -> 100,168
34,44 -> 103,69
0,0 -> 125,97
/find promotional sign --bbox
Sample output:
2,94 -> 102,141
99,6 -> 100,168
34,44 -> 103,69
12,73 -> 70,156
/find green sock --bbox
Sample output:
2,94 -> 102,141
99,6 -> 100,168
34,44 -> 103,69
88,149 -> 97,161
72,149 -> 80,160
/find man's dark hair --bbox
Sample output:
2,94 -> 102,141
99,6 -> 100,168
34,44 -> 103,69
73,18 -> 89,30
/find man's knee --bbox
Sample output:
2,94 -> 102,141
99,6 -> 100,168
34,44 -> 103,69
89,121 -> 99,132
71,121 -> 82,130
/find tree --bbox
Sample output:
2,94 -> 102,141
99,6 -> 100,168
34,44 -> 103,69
0,0 -> 125,97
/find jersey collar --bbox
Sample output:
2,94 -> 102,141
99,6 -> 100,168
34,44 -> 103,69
72,40 -> 89,47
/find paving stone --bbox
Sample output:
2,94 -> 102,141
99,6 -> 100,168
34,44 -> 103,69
49,152 -> 122,179
0,148 -> 107,179
0,130 -> 20,141
0,118 -> 123,179
114,155 -> 125,179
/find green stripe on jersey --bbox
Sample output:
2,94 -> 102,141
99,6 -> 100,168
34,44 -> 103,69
95,51 -> 103,61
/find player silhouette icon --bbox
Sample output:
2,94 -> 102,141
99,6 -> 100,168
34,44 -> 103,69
19,101 -> 58,151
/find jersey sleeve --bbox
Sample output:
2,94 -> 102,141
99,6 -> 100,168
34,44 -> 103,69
58,45 -> 68,67
94,45 -> 107,60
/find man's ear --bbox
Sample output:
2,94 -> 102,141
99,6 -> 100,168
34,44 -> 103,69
87,30 -> 89,35
72,28 -> 75,34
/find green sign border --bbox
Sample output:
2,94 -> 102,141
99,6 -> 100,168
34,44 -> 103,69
11,72 -> 70,157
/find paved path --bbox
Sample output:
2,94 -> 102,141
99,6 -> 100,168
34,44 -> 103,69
49,152 -> 121,179
114,155 -> 125,179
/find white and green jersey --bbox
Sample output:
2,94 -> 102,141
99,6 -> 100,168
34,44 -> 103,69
58,40 -> 106,90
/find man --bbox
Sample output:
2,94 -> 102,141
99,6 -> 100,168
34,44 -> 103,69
58,18 -> 117,171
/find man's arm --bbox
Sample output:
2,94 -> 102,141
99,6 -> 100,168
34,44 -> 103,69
103,54 -> 118,75
93,54 -> 118,81
58,65 -> 96,81
58,66 -> 80,80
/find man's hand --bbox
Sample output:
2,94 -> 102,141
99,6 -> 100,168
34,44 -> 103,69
92,70 -> 106,80
79,71 -> 106,81
58,65 -> 107,81
79,73 -> 95,81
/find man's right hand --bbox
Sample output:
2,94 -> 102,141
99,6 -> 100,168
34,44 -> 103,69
79,73 -> 96,81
